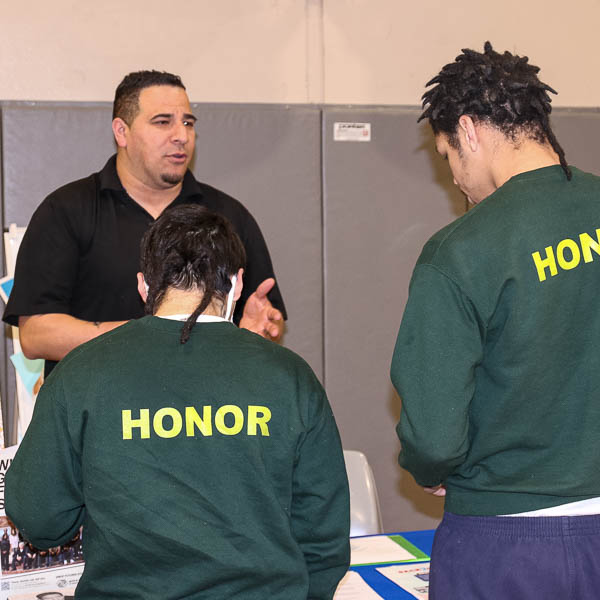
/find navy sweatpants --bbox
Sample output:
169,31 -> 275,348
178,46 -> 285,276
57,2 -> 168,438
430,511 -> 600,599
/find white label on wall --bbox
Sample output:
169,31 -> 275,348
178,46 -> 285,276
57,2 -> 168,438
334,122 -> 371,142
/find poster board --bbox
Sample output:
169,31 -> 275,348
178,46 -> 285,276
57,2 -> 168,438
0,445 -> 83,598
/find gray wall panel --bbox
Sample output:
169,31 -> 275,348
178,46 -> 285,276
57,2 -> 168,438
2,104 -> 115,224
323,106 -> 600,532
323,108 -> 465,531
2,103 -> 323,380
551,108 -> 600,175
189,104 -> 323,379
1,102 -> 323,446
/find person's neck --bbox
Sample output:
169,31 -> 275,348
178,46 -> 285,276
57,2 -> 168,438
154,288 -> 224,318
116,155 -> 182,219
490,138 -> 560,191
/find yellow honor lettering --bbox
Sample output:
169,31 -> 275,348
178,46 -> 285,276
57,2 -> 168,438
122,405 -> 272,438
153,407 -> 183,438
215,405 -> 244,435
532,228 -> 600,282
185,406 -> 213,437
247,405 -> 271,436
579,229 -> 600,263
532,246 -> 558,282
122,409 -> 150,440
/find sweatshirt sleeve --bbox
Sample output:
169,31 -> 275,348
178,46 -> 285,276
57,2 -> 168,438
291,385 -> 350,599
5,378 -> 85,548
391,264 -> 484,487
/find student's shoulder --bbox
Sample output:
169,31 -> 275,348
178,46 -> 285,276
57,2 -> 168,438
417,208 -> 479,268
50,320 -> 141,380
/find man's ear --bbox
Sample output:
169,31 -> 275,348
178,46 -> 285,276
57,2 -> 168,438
112,118 -> 129,148
234,268 -> 244,301
457,115 -> 479,152
137,272 -> 148,302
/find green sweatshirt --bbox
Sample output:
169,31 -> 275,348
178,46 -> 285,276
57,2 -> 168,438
6,317 -> 349,599
392,165 -> 600,516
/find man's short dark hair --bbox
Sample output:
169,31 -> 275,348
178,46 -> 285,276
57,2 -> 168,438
141,205 -> 246,344
112,70 -> 186,125
419,41 -> 571,179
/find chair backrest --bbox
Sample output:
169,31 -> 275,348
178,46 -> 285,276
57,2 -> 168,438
343,449 -> 383,536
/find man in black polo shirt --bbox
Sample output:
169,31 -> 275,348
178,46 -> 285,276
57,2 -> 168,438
3,71 -> 286,375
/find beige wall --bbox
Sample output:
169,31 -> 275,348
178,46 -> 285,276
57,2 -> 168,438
1,0 -> 598,106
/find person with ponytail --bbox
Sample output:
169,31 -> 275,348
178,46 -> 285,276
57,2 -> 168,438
138,205 -> 246,344
6,205 -> 350,600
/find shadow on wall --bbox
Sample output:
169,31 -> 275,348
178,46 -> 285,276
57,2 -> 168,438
387,385 -> 444,523
416,122 -> 468,218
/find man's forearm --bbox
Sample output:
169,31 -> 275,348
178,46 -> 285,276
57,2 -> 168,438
18,314 -> 127,361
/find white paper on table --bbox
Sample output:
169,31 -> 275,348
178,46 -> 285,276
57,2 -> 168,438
377,564 -> 430,599
350,535 -> 419,566
333,570 -> 384,599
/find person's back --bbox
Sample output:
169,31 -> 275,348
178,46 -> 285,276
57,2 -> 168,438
6,206 -> 349,599
400,163 -> 600,515
392,42 -> 600,599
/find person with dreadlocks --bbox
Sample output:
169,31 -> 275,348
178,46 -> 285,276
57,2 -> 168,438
392,42 -> 600,598
5,205 -> 350,600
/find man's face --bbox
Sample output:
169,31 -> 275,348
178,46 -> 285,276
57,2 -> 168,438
120,85 -> 196,190
435,130 -> 494,205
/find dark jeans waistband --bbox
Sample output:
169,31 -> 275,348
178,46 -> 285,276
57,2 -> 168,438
442,511 -> 600,537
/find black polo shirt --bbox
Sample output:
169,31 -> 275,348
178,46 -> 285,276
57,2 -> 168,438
4,156 -> 286,373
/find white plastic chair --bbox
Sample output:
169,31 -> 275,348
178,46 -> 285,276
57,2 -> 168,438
343,449 -> 383,536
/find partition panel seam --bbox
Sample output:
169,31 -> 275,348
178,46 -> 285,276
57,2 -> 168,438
318,108 -> 326,387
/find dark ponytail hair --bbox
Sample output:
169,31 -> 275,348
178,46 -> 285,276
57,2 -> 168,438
140,205 -> 246,343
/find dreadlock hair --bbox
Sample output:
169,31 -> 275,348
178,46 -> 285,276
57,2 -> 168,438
113,70 -> 186,125
140,205 -> 246,344
419,41 -> 571,180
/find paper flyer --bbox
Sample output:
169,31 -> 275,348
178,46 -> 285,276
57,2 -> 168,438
0,446 -> 84,599
334,570 -> 384,599
350,534 -> 429,566
377,564 -> 430,600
